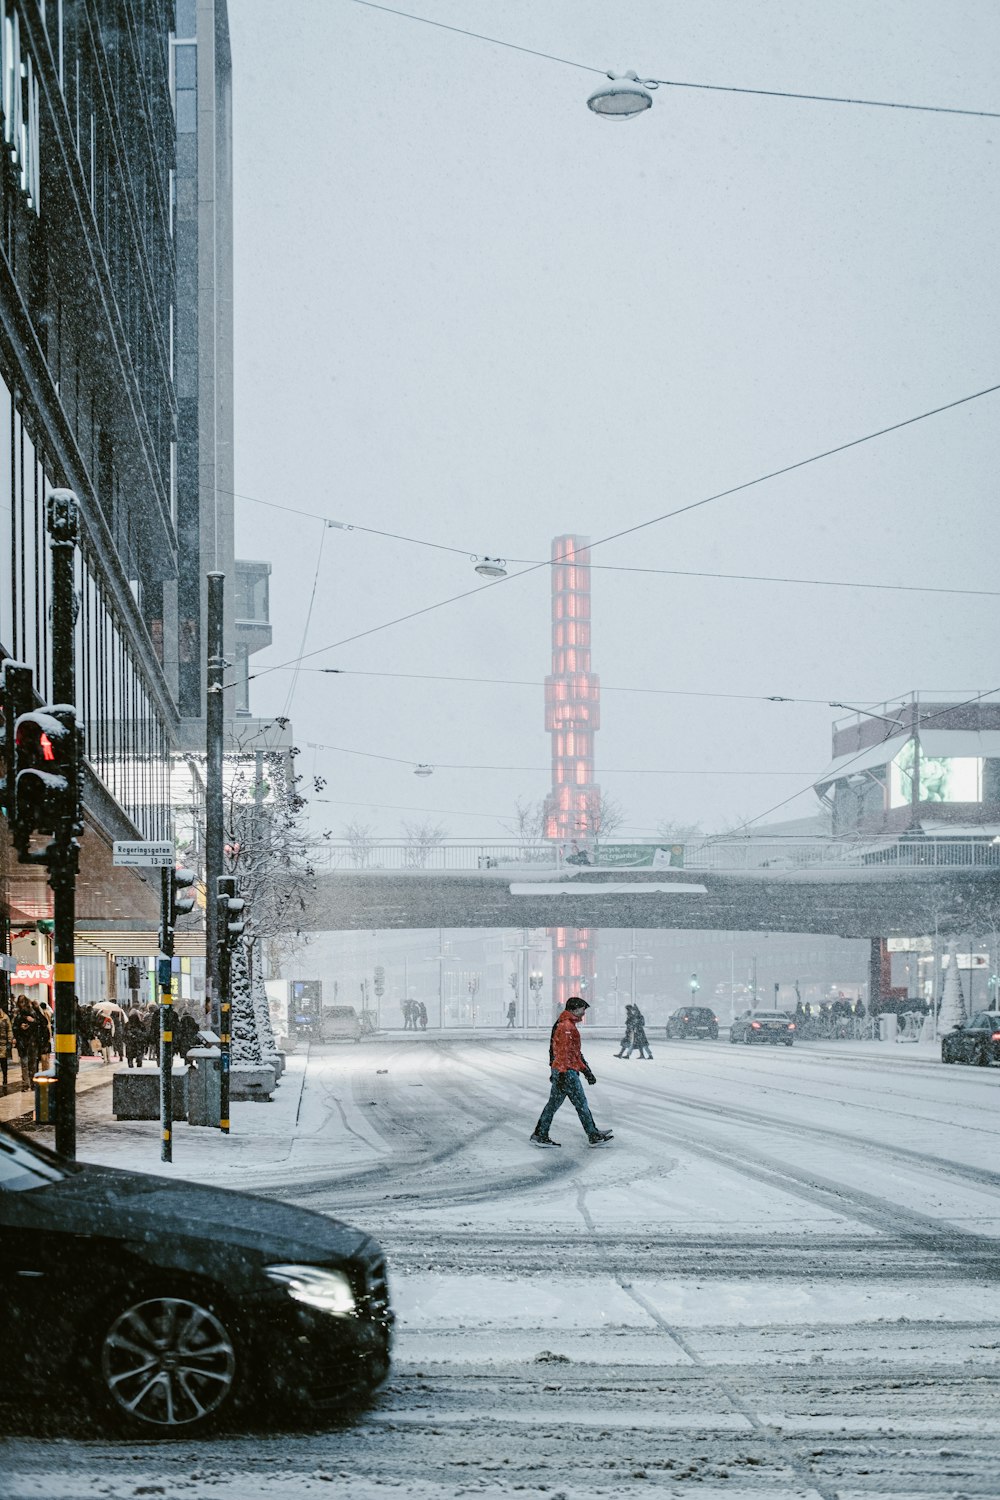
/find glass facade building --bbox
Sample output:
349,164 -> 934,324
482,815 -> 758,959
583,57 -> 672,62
1,1 -> 179,946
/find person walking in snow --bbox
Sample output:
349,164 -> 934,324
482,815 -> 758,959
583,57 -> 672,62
506,999 -> 517,1029
614,1003 -> 636,1058
418,1001 -> 428,1031
624,1003 -> 653,1059
530,997 -> 613,1148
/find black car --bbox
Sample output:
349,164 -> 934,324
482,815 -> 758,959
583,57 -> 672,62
941,1010 -> 1000,1067
0,1124 -> 392,1432
665,1005 -> 719,1040
729,1010 -> 796,1046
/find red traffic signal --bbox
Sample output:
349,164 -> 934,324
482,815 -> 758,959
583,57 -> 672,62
14,708 -> 78,841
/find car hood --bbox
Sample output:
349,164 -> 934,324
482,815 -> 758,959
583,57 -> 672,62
34,1161 -> 374,1263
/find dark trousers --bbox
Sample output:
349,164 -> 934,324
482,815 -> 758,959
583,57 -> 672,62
535,1068 -> 597,1138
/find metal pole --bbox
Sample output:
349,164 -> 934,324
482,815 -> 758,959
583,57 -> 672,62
48,492 -> 79,1160
206,572 -> 225,1028
217,876 -> 233,1135
159,868 -> 173,1162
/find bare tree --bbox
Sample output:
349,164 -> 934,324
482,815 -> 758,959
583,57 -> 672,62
342,818 -> 376,869
576,790 -> 625,853
401,819 -> 447,869
504,798 -> 546,843
656,819 -> 703,845
223,747 -> 316,983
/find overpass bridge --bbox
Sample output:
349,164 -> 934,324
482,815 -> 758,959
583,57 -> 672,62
298,838 -> 1000,940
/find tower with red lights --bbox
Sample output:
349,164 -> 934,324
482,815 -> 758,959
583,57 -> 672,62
544,534 -> 599,1009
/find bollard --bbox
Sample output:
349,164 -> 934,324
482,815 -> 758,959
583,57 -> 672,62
33,1068 -> 58,1125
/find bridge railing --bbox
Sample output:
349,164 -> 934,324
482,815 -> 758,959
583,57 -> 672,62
306,837 -> 1000,874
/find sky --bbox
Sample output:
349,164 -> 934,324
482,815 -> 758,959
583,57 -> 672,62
227,0 -> 1000,844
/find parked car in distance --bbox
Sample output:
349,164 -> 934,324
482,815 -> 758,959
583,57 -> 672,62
940,1010 -> 1000,1067
665,1005 -> 719,1040
729,1010 -> 796,1046
321,1005 -> 363,1043
0,1124 -> 392,1433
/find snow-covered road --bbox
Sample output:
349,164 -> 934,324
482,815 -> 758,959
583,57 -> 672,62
7,1035 -> 1000,1498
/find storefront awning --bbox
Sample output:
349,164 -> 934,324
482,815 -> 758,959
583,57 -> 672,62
74,925 -> 206,959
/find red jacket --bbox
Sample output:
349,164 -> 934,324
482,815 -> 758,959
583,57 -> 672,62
549,1010 -> 588,1073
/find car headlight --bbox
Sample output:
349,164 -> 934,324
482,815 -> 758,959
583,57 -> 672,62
265,1264 -> 356,1316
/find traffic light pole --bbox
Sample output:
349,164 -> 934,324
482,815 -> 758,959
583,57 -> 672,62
48,492 -> 79,1160
159,867 -> 174,1163
217,879 -> 233,1136
205,572 -> 225,1031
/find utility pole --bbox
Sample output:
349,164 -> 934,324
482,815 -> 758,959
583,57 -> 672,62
47,493 -> 81,1160
206,572 -> 225,1028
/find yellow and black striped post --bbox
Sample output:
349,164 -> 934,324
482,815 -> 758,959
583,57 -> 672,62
159,866 -> 174,1162
48,492 -> 81,1161
217,875 -> 235,1135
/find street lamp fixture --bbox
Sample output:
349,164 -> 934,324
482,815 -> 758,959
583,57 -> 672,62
414,764 -> 434,777
474,556 -> 507,579
587,71 -> 656,120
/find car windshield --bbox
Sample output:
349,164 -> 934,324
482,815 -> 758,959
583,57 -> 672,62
0,1127 -> 72,1192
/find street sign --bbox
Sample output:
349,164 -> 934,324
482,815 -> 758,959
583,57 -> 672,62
0,954 -> 17,972
113,841 -> 174,868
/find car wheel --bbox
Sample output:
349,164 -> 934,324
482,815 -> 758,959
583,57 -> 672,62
743,1032 -> 753,1045
99,1293 -> 240,1433
785,1040 -> 793,1047
977,1042 -> 990,1067
942,1046 -> 953,1063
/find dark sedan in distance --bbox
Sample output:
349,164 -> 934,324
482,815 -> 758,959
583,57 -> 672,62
0,1124 -> 392,1433
665,1006 -> 719,1040
729,1010 -> 796,1046
941,1011 -> 1000,1067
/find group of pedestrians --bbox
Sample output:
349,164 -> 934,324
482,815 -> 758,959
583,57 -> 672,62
614,1003 -> 653,1059
0,993 -> 208,1095
4,996 -> 52,1092
401,998 -> 428,1030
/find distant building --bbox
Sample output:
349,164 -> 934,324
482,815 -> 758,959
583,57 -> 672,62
815,694 -> 1000,838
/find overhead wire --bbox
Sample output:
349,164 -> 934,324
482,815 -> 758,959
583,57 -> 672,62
348,0 -> 1000,119
230,488 -> 1000,601
233,380 -> 1000,688
280,518 -> 328,719
283,665 -> 873,708
305,739 -> 816,776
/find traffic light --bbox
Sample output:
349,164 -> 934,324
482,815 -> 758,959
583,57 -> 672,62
0,662 -> 35,823
690,973 -> 700,993
13,705 -> 82,853
169,867 -> 198,926
217,875 -> 246,947
160,866 -> 198,954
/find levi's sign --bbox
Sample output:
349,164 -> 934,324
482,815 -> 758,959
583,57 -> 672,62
113,841 -> 175,868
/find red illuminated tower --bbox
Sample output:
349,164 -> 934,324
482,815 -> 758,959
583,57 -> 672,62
544,534 -> 599,1010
